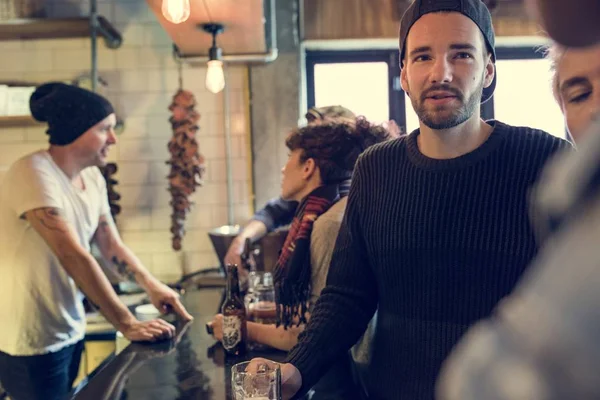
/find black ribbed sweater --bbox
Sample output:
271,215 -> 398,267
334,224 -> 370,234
286,121 -> 571,400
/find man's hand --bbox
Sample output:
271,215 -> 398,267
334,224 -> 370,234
145,280 -> 193,321
120,319 -> 175,342
246,359 -> 302,400
207,314 -> 224,341
127,319 -> 193,360
224,236 -> 245,267
224,237 -> 250,283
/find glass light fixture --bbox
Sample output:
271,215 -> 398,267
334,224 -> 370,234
201,23 -> 226,94
162,0 -> 191,24
206,60 -> 225,93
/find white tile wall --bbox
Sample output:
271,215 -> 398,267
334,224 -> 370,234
0,0 -> 253,282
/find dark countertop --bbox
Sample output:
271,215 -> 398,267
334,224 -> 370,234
70,288 -> 286,400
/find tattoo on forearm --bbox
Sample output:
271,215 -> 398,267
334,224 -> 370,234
112,256 -> 137,282
33,208 -> 68,233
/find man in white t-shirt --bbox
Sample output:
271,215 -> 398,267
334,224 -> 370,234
0,82 -> 193,400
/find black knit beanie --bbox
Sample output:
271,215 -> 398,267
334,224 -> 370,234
29,82 -> 115,146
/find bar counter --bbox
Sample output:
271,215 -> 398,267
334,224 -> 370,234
70,288 -> 286,400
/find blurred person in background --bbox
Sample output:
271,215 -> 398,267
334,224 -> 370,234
546,41 -> 600,144
525,0 -> 600,47
437,1 -> 600,399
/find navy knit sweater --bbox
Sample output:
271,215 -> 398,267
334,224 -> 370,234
286,121 -> 571,400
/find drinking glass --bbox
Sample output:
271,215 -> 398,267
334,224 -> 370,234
231,360 -> 281,400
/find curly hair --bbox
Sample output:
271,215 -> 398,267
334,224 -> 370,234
285,117 -> 392,184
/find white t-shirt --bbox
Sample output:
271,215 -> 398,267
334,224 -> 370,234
0,150 -> 111,355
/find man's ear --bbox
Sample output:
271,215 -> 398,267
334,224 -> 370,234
401,67 -> 410,97
483,55 -> 495,88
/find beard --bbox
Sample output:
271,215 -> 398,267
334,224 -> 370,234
410,78 -> 485,130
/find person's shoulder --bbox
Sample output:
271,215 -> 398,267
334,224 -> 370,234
318,197 -> 347,223
495,120 -> 571,146
313,198 -> 347,234
6,150 -> 51,177
493,120 -> 573,156
358,136 -> 409,165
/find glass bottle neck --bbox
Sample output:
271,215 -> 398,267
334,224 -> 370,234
226,272 -> 240,300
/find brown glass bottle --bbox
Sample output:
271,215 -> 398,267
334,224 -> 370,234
221,264 -> 247,356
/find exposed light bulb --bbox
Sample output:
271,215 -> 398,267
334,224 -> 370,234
206,60 -> 225,94
161,0 -> 190,24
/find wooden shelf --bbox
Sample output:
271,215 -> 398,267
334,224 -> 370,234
0,16 -> 122,48
0,115 -> 41,128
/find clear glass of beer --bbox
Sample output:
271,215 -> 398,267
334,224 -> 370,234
232,360 -> 281,400
248,273 -> 277,325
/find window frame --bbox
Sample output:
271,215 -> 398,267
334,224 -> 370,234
305,49 -> 405,127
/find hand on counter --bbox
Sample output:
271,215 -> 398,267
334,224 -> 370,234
120,318 -> 175,342
145,279 -> 194,321
75,319 -> 194,400
206,314 -> 224,341
127,318 -> 193,360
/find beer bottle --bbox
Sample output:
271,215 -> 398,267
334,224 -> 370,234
221,264 -> 247,356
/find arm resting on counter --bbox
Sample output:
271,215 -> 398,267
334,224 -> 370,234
26,207 -> 177,342
93,214 -> 193,320
248,321 -> 305,352
26,208 -> 138,332
209,314 -> 304,352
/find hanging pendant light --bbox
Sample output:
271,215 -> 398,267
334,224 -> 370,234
162,0 -> 191,24
200,23 -> 226,94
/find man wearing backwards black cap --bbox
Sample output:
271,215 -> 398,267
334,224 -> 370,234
248,1 -> 571,399
0,83 -> 192,400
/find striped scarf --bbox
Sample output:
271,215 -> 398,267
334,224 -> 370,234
273,184 -> 341,328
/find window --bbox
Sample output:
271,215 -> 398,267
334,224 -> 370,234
404,93 -> 420,134
313,62 -> 390,124
306,50 -> 406,132
493,50 -> 566,139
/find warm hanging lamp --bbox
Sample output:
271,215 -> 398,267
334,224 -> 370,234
200,23 -> 226,94
161,0 -> 191,24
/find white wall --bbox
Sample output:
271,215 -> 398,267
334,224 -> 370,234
0,0 -> 253,282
